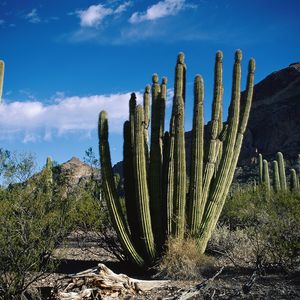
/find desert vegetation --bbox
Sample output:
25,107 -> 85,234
1,51 -> 300,299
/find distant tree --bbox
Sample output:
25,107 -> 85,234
0,148 -> 36,185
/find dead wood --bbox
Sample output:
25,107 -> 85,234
55,263 -> 169,299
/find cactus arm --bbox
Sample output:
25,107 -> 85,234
162,131 -> 170,238
143,85 -> 151,161
197,50 -> 242,253
222,58 -> 255,191
277,152 -> 287,190
259,153 -> 263,184
172,95 -> 186,239
262,159 -> 271,191
199,57 -> 255,252
0,60 -> 4,103
164,53 -> 186,237
133,105 -> 156,261
165,126 -> 175,236
290,168 -> 298,191
123,121 -> 143,251
188,75 -> 204,235
160,77 -> 167,141
149,74 -> 164,248
272,160 -> 281,192
98,111 -> 144,267
200,51 -> 224,225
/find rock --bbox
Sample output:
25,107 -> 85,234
240,62 -> 300,162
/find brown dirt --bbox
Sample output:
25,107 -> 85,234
33,233 -> 300,300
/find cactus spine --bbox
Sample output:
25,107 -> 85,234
0,60 -> 4,103
98,50 -> 255,266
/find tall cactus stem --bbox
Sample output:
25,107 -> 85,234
290,168 -> 298,191
133,105 -> 156,261
200,51 -> 223,223
258,153 -> 263,184
123,121 -> 142,251
143,85 -> 151,160
277,152 -> 287,190
98,111 -> 144,267
197,50 -> 243,252
149,74 -> 164,248
188,75 -> 204,235
263,159 -> 271,191
172,95 -> 186,238
272,160 -> 281,192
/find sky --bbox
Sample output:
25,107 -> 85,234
0,0 -> 300,169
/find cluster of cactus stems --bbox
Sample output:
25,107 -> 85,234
99,50 -> 255,267
259,152 -> 300,192
0,60 -> 4,103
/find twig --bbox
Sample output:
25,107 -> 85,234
173,267 -> 224,300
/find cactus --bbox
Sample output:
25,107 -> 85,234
272,160 -> 281,192
0,60 -> 4,103
262,159 -> 271,191
277,152 -> 287,190
258,153 -> 263,184
290,168 -> 298,191
98,50 -> 255,266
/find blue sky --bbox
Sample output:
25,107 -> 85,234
0,0 -> 300,168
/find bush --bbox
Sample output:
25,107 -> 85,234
216,186 -> 300,271
0,161 -> 71,299
155,237 -> 215,280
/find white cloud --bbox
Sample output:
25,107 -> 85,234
0,92 -> 143,142
129,0 -> 186,24
115,1 -> 132,14
76,2 -> 131,28
77,4 -> 113,27
25,8 -> 41,24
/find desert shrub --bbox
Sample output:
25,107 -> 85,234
208,225 -> 255,268
0,172 -> 71,299
155,237 -> 215,280
216,187 -> 300,271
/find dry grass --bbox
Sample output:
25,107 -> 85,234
154,237 -> 215,280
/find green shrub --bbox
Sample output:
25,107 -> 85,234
0,176 -> 71,299
217,187 -> 300,271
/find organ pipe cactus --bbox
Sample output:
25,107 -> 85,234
258,152 -> 300,193
98,50 -> 255,267
277,152 -> 287,190
290,168 -> 299,191
0,60 -> 4,103
272,160 -> 281,192
262,159 -> 271,191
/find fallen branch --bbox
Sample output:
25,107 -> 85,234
55,263 -> 169,300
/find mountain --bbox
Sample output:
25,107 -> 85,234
240,62 -> 300,162
112,62 -> 300,182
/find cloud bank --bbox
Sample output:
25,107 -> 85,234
0,92 -> 142,142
